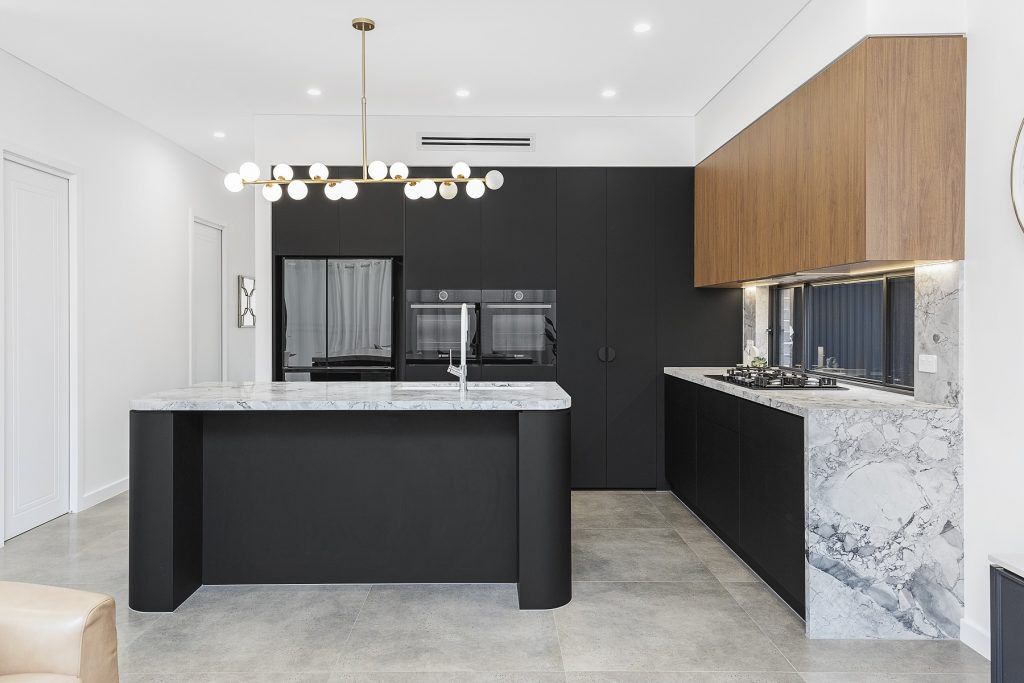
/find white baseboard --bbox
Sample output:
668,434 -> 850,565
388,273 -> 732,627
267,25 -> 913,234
77,477 -> 128,511
960,616 -> 990,659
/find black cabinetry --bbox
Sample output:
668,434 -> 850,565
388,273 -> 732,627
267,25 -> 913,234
739,400 -> 805,609
272,166 -> 340,256
404,167 -> 481,289
992,566 -> 1024,682
481,168 -> 556,289
665,378 -> 805,616
558,169 -> 738,490
556,168 -> 608,488
556,168 -> 657,488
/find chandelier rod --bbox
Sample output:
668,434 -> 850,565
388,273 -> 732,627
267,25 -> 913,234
359,20 -> 369,180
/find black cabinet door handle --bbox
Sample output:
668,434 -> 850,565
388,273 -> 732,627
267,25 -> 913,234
597,346 -> 608,362
606,346 -> 617,362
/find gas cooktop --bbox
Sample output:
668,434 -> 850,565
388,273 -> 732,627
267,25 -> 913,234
706,367 -> 848,390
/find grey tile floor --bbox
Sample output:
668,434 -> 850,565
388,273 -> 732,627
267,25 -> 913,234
0,490 -> 989,681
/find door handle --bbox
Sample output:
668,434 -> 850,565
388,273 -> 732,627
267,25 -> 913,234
606,346 -> 617,362
597,347 -> 607,362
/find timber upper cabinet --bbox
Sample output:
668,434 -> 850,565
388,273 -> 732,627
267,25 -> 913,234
694,36 -> 966,287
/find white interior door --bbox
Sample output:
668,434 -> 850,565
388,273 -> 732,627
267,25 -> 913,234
190,219 -> 223,384
3,159 -> 70,540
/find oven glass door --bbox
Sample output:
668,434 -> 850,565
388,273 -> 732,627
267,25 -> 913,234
482,303 -> 556,365
406,304 -> 480,363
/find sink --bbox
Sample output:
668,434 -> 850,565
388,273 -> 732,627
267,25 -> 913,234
395,383 -> 533,391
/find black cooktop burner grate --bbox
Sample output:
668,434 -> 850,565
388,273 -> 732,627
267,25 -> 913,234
706,367 -> 848,390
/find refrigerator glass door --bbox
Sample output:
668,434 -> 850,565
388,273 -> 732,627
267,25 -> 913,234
326,259 -> 393,367
281,259 -> 326,370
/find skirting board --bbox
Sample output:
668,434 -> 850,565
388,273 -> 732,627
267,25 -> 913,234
78,476 -> 128,512
960,616 -> 990,659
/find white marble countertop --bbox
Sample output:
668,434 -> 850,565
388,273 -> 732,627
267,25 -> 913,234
664,367 -> 953,417
991,554 -> 1024,579
131,381 -> 571,412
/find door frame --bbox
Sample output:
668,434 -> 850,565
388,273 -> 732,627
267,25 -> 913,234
187,211 -> 229,384
0,146 -> 82,546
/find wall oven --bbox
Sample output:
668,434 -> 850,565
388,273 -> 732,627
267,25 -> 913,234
480,290 -> 557,368
405,289 -> 481,365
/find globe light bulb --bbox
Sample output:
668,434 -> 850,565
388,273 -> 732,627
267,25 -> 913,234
272,164 -> 294,181
223,172 -> 244,192
439,181 -> 458,200
404,182 -> 420,200
466,179 -> 486,199
451,162 -> 471,179
308,162 -> 329,180
368,160 -> 388,180
418,179 -> 437,199
324,182 -> 343,201
262,183 -> 283,202
484,170 -> 504,190
339,179 -> 358,200
239,162 -> 261,183
389,162 -> 409,180
287,180 -> 309,200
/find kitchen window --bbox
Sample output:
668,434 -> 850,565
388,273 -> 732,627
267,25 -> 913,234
770,272 -> 915,390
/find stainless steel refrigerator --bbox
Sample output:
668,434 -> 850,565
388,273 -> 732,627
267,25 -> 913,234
280,258 -> 395,381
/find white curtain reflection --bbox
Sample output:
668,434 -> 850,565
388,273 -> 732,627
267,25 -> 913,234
327,259 -> 392,359
282,259 -> 326,367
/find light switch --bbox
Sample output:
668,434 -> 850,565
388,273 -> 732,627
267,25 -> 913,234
919,354 -> 938,374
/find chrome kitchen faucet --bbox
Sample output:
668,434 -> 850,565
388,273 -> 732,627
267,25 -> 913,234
447,302 -> 469,394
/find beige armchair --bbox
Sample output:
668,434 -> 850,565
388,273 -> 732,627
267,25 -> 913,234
0,582 -> 118,682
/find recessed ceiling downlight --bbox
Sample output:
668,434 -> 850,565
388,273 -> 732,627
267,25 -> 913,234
456,89 -> 470,98
307,87 -> 322,96
602,89 -> 617,98
213,131 -> 226,139
633,22 -> 652,33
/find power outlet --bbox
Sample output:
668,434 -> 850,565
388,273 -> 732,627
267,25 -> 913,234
919,354 -> 938,374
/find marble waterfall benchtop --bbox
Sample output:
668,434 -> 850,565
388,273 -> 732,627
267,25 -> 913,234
664,367 -> 964,641
130,381 -> 571,412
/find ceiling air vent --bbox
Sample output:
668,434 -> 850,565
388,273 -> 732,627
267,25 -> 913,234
417,133 -> 535,152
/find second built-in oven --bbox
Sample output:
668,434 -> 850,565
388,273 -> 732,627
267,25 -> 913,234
480,290 -> 557,368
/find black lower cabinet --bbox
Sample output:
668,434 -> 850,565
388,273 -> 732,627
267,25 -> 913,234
665,379 -> 806,617
739,401 -> 805,613
992,566 -> 1024,682
664,377 -> 697,506
695,415 -> 740,545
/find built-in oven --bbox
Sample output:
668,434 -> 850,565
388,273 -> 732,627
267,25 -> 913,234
480,290 -> 557,373
405,289 -> 481,366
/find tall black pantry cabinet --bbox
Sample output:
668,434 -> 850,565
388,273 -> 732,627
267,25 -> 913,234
557,168 -> 741,489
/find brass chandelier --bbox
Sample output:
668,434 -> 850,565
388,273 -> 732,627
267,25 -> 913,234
223,17 -> 504,202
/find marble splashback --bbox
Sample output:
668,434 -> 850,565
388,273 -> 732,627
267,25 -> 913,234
741,287 -> 770,362
806,406 -> 964,638
914,262 -> 962,407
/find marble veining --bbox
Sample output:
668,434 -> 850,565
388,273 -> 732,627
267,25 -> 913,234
131,381 -> 571,412
665,367 -> 963,640
914,262 -> 962,407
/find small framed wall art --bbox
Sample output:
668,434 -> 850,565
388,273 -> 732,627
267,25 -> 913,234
238,275 -> 255,328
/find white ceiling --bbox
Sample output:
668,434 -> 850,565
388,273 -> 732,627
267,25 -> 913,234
0,0 -> 807,170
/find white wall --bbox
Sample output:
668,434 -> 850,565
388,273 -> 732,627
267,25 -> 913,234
0,49 -> 254,515
252,114 -> 695,378
959,0 -> 1024,656
694,0 -> 968,162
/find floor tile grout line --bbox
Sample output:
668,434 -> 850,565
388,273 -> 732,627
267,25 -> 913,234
327,582 -> 374,673
715,572 -> 802,676
550,606 -> 569,676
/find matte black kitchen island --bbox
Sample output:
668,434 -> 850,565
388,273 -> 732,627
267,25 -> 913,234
128,381 -> 571,612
